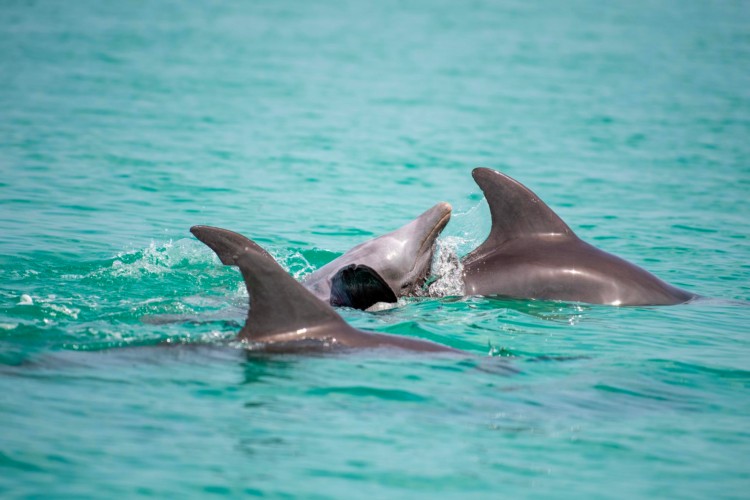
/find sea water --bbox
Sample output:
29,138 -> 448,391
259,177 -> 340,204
1,0 -> 749,497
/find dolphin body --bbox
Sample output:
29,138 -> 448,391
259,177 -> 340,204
303,202 -> 452,310
462,168 -> 697,306
190,225 -> 459,353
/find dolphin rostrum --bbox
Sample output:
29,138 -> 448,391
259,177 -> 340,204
190,225 -> 459,353
303,202 -> 452,310
461,168 -> 697,306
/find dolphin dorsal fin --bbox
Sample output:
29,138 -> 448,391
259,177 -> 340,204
468,168 -> 575,255
190,226 -> 346,342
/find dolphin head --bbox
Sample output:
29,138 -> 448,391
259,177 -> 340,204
357,202 -> 452,296
303,202 -> 452,309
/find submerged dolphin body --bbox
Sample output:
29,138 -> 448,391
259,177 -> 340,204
303,202 -> 452,310
461,168 -> 697,306
190,225 -> 458,353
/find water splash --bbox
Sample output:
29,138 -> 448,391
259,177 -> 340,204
421,199 -> 489,298
106,239 -> 213,278
56,239 -> 216,282
272,249 -> 315,280
428,236 -> 466,297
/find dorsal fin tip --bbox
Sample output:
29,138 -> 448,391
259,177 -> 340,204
471,167 -> 540,203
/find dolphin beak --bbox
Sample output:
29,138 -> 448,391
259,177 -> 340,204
415,202 -> 452,254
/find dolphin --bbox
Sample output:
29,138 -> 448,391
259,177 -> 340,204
461,168 -> 697,306
303,202 -> 452,310
190,225 -> 459,353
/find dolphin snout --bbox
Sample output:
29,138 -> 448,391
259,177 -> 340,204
416,202 -> 452,252
423,202 -> 452,229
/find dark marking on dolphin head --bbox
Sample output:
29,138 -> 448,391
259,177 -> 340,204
329,264 -> 398,309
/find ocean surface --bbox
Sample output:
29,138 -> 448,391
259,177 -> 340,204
1,0 -> 749,497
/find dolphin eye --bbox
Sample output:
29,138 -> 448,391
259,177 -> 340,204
401,281 -> 412,290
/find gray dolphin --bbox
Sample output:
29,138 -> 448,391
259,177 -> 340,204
303,202 -> 452,310
462,168 -> 697,306
190,225 -> 459,353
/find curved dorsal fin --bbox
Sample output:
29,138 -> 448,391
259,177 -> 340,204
190,226 -> 345,341
467,168 -> 575,257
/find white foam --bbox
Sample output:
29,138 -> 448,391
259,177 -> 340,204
366,301 -> 399,312
89,239 -> 216,280
273,249 -> 315,280
428,236 -> 466,297
45,303 -> 80,319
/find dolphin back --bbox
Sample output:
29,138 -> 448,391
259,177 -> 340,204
461,169 -> 697,306
190,225 -> 345,341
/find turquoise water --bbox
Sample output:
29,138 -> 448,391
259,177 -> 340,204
2,0 -> 749,497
